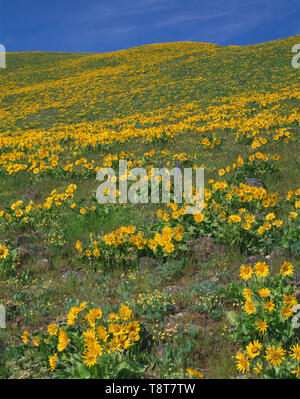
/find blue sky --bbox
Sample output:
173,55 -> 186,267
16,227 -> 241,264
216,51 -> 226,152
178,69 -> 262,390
1,0 -> 299,52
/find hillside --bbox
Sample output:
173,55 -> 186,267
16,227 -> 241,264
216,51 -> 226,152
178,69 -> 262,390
1,37 -> 299,125
0,35 -> 299,379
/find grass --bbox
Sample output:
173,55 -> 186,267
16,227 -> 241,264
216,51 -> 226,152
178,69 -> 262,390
0,35 -> 299,379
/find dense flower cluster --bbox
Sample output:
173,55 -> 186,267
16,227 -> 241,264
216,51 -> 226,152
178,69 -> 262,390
230,261 -> 300,378
21,303 -> 142,377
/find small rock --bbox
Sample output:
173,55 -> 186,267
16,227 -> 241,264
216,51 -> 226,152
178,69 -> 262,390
23,188 -> 41,201
17,246 -> 32,260
254,212 -> 264,220
36,258 -> 52,269
166,285 -> 182,293
244,178 -> 267,189
287,273 -> 300,288
16,235 -> 27,246
17,244 -> 42,260
144,215 -> 155,226
16,231 -> 38,246
62,271 -> 82,281
266,248 -> 284,262
188,236 -> 221,258
173,312 -> 186,319
139,257 -> 160,273
243,255 -> 265,265
164,311 -> 187,325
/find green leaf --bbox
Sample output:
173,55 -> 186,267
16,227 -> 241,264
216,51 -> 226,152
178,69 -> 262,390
225,311 -> 239,327
115,360 -> 147,378
76,362 -> 91,379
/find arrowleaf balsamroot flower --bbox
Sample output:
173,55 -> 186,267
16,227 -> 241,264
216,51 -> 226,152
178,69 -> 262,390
290,344 -> 300,361
186,368 -> 203,379
21,331 -> 30,344
239,265 -> 253,281
258,288 -> 271,298
57,329 -> 70,352
0,245 -> 8,259
254,320 -> 268,334
264,299 -> 275,312
243,300 -> 256,315
280,261 -> 294,276
235,352 -> 250,373
49,353 -> 58,372
265,345 -> 286,367
47,323 -> 58,336
246,341 -> 262,358
254,261 -> 269,278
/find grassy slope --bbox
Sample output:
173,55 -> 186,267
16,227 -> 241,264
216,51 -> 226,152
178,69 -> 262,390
0,35 -> 299,378
2,37 -> 299,125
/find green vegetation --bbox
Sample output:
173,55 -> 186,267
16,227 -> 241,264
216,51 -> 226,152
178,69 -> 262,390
0,35 -> 299,379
